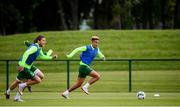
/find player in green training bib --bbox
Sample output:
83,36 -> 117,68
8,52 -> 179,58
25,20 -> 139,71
23,40 -> 53,92
6,35 -> 58,102
62,35 -> 105,99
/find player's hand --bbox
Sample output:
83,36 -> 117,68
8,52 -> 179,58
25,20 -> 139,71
47,49 -> 53,56
66,54 -> 71,59
102,57 -> 106,61
17,66 -> 24,72
52,54 -> 58,59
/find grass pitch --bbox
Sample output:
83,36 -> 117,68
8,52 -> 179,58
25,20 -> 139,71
0,71 -> 179,106
0,92 -> 180,106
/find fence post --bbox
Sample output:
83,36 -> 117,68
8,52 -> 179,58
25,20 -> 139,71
67,60 -> 70,89
128,60 -> 132,92
6,60 -> 10,99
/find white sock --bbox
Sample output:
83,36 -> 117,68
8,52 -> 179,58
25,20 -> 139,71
14,92 -> 21,99
6,88 -> 11,95
20,83 -> 27,87
84,83 -> 90,88
64,90 -> 69,95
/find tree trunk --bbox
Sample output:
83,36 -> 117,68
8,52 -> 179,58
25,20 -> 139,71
142,0 -> 148,29
174,0 -> 180,28
0,8 -> 6,36
148,0 -> 153,29
57,0 -> 67,30
70,0 -> 78,29
161,0 -> 166,29
94,0 -> 98,29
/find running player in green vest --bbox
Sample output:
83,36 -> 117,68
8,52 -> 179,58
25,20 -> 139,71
6,35 -> 58,102
23,40 -> 53,92
61,36 -> 105,99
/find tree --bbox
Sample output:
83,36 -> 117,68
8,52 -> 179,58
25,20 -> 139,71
0,0 -> 179,35
174,0 -> 180,28
57,0 -> 67,30
161,0 -> 176,29
0,0 -> 23,35
111,0 -> 121,29
119,0 -> 133,29
70,0 -> 78,29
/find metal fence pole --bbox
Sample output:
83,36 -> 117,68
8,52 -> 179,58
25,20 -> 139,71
67,60 -> 70,89
128,60 -> 132,92
6,60 -> 10,99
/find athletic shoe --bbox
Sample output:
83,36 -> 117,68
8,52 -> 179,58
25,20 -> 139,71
14,98 -> 24,102
27,86 -> 32,93
4,92 -> 10,99
61,93 -> 70,99
81,86 -> 89,95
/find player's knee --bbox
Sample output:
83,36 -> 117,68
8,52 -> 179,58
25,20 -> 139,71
35,76 -> 41,83
96,74 -> 100,80
37,70 -> 44,80
37,79 -> 41,83
40,74 -> 44,80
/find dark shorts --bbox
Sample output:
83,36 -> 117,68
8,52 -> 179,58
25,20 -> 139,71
16,65 -> 38,80
78,65 -> 93,78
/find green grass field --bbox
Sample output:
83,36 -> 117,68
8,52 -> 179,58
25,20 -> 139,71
0,92 -> 180,106
0,71 -> 180,106
0,30 -> 180,106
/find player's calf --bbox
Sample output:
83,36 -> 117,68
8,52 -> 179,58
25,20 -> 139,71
6,80 -> 21,99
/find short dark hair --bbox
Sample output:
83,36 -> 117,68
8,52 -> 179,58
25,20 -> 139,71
34,35 -> 45,43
